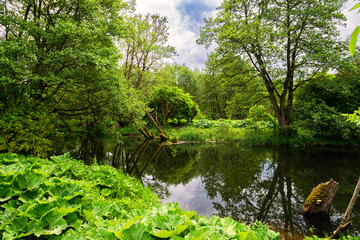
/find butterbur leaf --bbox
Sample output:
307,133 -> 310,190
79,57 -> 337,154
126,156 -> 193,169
0,183 -> 14,202
220,217 -> 238,237
185,226 -> 214,239
3,215 -> 34,239
19,188 -> 45,203
0,208 -> 17,230
26,202 -> 54,220
82,210 -> 96,222
152,215 -> 183,231
152,224 -> 188,238
49,180 -> 83,199
34,210 -> 68,236
66,213 -> 83,231
120,223 -> 152,240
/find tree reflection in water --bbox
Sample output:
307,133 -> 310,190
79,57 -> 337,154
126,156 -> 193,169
53,136 -> 360,239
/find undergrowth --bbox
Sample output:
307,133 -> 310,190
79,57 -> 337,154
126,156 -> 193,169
0,153 -> 280,239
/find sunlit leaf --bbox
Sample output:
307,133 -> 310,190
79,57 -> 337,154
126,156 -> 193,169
349,26 -> 360,56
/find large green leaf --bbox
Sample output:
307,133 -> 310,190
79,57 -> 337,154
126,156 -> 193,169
349,26 -> 360,56
26,202 -> 54,220
152,224 -> 188,238
2,215 -> 35,240
19,188 -> 45,203
33,210 -> 68,237
0,183 -> 14,202
120,223 -> 152,240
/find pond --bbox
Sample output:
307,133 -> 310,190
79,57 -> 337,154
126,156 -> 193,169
54,135 -> 360,239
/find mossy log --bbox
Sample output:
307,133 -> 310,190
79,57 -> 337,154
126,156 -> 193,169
302,179 -> 339,219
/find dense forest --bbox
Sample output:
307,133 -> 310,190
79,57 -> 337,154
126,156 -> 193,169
1,0 -> 360,156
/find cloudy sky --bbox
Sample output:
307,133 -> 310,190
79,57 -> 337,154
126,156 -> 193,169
136,0 -> 359,70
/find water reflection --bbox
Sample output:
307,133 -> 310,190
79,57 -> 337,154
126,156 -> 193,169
54,135 -> 360,239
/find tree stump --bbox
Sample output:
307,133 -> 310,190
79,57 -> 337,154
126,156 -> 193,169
302,179 -> 339,219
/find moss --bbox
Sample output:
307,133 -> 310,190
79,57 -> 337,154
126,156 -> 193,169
304,182 -> 329,207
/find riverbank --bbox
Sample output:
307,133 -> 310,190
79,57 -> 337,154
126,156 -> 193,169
115,119 -> 360,147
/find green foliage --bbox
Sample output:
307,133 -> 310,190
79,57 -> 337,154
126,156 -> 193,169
0,153 -> 280,239
293,73 -> 360,143
198,0 -> 346,126
199,52 -> 269,120
149,86 -> 199,126
0,0 -> 148,153
343,108 -> 360,126
248,105 -> 275,122
0,104 -> 60,156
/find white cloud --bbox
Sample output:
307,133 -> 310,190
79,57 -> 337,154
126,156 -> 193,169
340,0 -> 359,40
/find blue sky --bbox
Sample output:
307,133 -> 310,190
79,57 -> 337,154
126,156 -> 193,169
136,0 -> 359,70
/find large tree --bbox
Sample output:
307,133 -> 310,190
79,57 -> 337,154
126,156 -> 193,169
0,0 -> 140,154
198,0 -> 346,127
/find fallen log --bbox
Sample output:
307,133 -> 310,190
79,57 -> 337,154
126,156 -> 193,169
302,179 -> 339,219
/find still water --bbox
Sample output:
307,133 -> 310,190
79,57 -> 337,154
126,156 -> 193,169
55,135 -> 360,239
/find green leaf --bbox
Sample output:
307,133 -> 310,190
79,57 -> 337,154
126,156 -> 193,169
19,188 -> 45,203
0,183 -> 14,202
66,213 -> 83,231
185,226 -> 215,239
120,223 -> 152,240
152,224 -> 188,238
350,3 -> 360,11
3,215 -> 35,239
33,210 -> 68,236
349,26 -> 360,56
0,208 -> 17,230
220,217 -> 238,237
26,202 -> 54,220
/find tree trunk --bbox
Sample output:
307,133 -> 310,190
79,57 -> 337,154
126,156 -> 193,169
302,179 -> 339,219
146,112 -> 168,140
330,176 -> 360,239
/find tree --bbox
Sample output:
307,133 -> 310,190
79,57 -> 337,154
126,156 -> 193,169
149,86 -> 199,126
0,0 -> 139,154
121,13 -> 176,91
198,0 -> 346,127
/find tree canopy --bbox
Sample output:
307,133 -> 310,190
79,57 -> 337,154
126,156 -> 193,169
198,0 -> 346,127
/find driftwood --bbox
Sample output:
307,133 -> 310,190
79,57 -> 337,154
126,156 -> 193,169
302,179 -> 339,219
330,176 -> 360,239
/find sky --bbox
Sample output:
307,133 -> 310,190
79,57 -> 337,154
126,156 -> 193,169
135,0 -> 359,70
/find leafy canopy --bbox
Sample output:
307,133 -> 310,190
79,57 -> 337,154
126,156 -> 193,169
198,0 -> 346,126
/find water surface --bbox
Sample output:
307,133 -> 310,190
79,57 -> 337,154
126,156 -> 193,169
55,135 -> 360,239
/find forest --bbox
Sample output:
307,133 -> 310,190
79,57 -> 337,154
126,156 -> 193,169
1,0 -> 360,239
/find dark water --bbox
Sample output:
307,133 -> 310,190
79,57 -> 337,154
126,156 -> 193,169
54,135 -> 360,239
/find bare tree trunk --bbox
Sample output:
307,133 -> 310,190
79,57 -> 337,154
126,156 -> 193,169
330,176 -> 360,239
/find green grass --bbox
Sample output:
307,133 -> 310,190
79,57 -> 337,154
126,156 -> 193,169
0,153 -> 281,240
